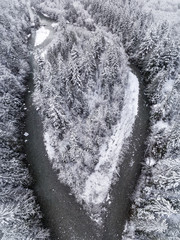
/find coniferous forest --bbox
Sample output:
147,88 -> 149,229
0,0 -> 180,239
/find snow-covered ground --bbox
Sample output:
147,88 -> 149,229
35,26 -> 50,46
80,72 -> 139,222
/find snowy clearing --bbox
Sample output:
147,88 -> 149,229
80,72 -> 139,218
35,26 -> 50,46
51,23 -> 59,28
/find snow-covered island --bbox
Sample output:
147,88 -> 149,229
0,0 -> 179,239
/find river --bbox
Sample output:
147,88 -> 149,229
24,12 -> 150,240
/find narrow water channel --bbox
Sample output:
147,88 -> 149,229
24,12 -> 150,240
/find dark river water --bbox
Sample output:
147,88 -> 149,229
24,13 -> 150,240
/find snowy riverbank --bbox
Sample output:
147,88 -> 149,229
81,72 -> 139,223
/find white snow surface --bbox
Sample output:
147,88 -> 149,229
41,49 -> 48,58
44,131 -> 56,160
35,26 -> 50,46
163,79 -> 174,93
51,23 -> 59,28
146,157 -> 156,167
80,72 -> 139,208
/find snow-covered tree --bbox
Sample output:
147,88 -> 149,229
0,0 -> 49,238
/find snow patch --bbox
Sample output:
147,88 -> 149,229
41,49 -> 48,58
24,132 -> 29,137
153,120 -> 169,131
42,12 -> 50,18
80,72 -> 139,217
163,79 -> 174,93
35,26 -> 50,46
146,158 -> 156,167
51,23 -> 59,28
44,131 -> 56,160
